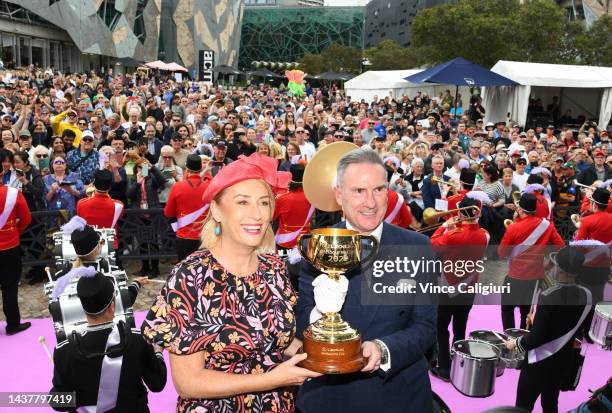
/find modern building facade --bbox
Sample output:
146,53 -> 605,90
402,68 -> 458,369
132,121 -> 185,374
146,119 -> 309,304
364,0 -> 452,48
1,0 -> 243,75
239,6 -> 364,70
245,0 -> 325,6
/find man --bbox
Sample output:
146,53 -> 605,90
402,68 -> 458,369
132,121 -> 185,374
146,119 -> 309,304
122,107 -> 145,142
498,193 -> 565,330
296,127 -> 316,160
361,119 -> 379,144
512,157 -> 529,191
50,271 -> 167,411
422,155 -> 452,209
76,169 -> 124,259
296,148 -> 436,413
578,148 -> 612,186
0,175 -> 31,335
169,133 -> 189,169
164,155 -> 210,260
430,193 -> 490,381
66,129 -> 99,185
210,140 -> 233,176
51,107 -> 82,148
143,123 -> 163,165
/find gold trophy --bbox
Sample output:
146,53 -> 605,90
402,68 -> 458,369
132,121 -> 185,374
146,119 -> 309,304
298,228 -> 378,374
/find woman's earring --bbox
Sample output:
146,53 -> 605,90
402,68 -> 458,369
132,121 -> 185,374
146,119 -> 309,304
214,222 -> 221,236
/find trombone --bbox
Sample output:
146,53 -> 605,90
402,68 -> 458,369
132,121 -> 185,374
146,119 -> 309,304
432,175 -> 458,191
573,180 -> 598,193
418,206 -> 481,233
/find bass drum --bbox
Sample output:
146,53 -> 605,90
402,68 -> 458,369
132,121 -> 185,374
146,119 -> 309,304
46,270 -> 134,342
53,228 -> 115,266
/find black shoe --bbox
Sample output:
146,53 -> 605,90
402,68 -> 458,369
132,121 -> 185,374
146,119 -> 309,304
431,366 -> 451,382
28,276 -> 45,286
6,322 -> 32,336
148,268 -> 160,279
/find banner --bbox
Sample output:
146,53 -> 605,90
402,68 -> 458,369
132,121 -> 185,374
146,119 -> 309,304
198,50 -> 214,86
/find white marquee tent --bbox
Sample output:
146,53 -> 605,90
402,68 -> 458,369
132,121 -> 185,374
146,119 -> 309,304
345,70 -> 471,103
483,61 -> 612,129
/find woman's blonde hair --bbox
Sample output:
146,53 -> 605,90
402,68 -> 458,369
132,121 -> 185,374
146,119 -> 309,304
200,179 -> 276,254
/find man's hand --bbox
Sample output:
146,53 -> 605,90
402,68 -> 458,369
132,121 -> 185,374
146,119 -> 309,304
504,339 -> 517,351
361,341 -> 382,372
312,274 -> 348,314
135,276 -> 150,286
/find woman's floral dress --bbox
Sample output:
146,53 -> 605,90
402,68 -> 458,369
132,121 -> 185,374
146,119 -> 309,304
142,249 -> 297,412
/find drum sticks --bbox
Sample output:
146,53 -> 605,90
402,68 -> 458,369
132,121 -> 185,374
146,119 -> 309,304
38,336 -> 54,364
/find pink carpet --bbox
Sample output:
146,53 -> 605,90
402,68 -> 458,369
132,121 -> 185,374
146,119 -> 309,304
1,304 -> 610,413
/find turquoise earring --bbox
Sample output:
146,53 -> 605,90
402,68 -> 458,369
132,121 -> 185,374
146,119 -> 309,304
214,222 -> 221,236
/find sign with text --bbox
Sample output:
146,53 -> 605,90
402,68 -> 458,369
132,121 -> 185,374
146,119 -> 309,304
198,50 -> 214,86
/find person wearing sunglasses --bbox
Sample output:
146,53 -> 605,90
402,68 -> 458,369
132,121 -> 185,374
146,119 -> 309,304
66,130 -> 100,186
43,153 -> 85,218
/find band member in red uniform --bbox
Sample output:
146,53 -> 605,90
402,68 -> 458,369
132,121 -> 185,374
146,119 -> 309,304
0,176 -> 32,335
579,179 -> 612,215
164,154 -> 211,261
273,163 -> 313,289
525,174 -> 553,220
384,189 -> 412,229
76,169 -> 124,252
573,187 -> 612,340
445,168 -> 477,214
430,192 -> 490,381
499,193 -> 565,330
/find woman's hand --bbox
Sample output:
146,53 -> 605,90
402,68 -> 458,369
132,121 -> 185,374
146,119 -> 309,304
136,173 -> 144,184
267,353 -> 322,387
51,182 -> 60,192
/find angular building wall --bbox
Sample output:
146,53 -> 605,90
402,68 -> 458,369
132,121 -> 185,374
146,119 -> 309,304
6,0 -> 161,62
239,6 -> 364,70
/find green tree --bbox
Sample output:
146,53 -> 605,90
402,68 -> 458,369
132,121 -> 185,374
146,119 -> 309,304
297,43 -> 362,75
577,15 -> 612,66
364,39 -> 423,70
411,0 -> 580,67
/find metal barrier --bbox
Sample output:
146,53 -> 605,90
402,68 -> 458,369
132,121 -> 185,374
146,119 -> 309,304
21,205 -> 581,267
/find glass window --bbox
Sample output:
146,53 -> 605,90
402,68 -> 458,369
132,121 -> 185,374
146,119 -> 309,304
31,38 -> 46,68
2,33 -> 15,69
19,37 -> 31,67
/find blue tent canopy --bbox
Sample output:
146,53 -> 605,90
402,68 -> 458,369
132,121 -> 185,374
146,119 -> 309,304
404,57 -> 518,87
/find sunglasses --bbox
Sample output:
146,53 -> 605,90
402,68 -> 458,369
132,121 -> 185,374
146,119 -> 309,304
53,160 -> 66,165
296,130 -> 305,133
36,154 -> 49,158
162,155 -> 173,160
82,137 -> 94,143
68,113 -> 77,118
78,122 -> 87,126
172,137 -> 182,141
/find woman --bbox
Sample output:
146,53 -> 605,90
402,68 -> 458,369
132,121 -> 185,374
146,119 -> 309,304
156,145 -> 183,205
142,153 -> 320,412
501,167 -> 520,209
476,165 -> 505,207
220,122 -> 235,141
32,145 -> 51,176
257,142 -> 272,157
271,117 -> 284,136
43,154 -> 85,217
51,136 -> 67,158
278,142 -> 301,172
127,159 -> 166,277
13,151 -> 45,211
182,137 -> 195,153
255,120 -> 270,144
0,149 -> 19,188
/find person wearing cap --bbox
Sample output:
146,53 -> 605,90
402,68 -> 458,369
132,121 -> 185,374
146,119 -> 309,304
50,269 -> 167,411
210,139 -> 233,176
66,129 -> 100,186
446,167 -> 477,215
577,147 -> 612,187
512,156 -> 529,191
431,192 -> 490,381
76,169 -> 125,255
144,152 -> 320,412
504,246 -> 591,413
51,105 -> 82,148
0,165 -> 31,335
164,154 -> 212,260
296,148 -> 436,413
498,193 -> 565,330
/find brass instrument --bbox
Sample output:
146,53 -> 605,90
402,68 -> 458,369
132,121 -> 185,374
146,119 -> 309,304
573,180 -> 598,193
570,213 -> 581,228
418,206 -> 481,232
504,219 -> 514,228
432,175 -> 458,190
512,191 -> 521,205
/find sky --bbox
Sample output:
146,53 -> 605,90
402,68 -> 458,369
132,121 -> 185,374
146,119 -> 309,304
325,0 -> 370,5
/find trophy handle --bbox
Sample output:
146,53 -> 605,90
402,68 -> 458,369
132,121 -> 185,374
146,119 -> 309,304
360,235 -> 378,265
297,233 -> 312,260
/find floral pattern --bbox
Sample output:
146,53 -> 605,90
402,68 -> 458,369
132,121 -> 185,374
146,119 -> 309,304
142,249 -> 297,412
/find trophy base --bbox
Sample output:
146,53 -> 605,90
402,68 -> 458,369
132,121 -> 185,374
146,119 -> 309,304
299,313 -> 365,374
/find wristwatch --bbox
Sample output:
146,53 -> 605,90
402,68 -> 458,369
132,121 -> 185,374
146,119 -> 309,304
373,339 -> 389,365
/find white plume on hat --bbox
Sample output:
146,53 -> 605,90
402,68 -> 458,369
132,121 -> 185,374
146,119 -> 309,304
524,184 -> 546,194
530,167 -> 551,177
465,191 -> 491,205
61,216 -> 87,235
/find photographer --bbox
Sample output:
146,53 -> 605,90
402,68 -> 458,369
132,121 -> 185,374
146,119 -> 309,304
43,153 -> 84,217
156,145 -> 183,206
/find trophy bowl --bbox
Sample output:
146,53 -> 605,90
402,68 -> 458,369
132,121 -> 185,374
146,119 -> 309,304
297,228 -> 378,374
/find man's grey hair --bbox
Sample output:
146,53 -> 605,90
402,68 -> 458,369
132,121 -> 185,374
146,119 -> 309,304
108,113 -> 120,122
335,148 -> 386,187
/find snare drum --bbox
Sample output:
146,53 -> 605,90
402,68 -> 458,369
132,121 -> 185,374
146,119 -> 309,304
469,330 -> 508,376
53,228 -> 115,265
502,328 -> 529,368
450,339 -> 499,397
46,270 -> 134,342
589,302 -> 612,350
